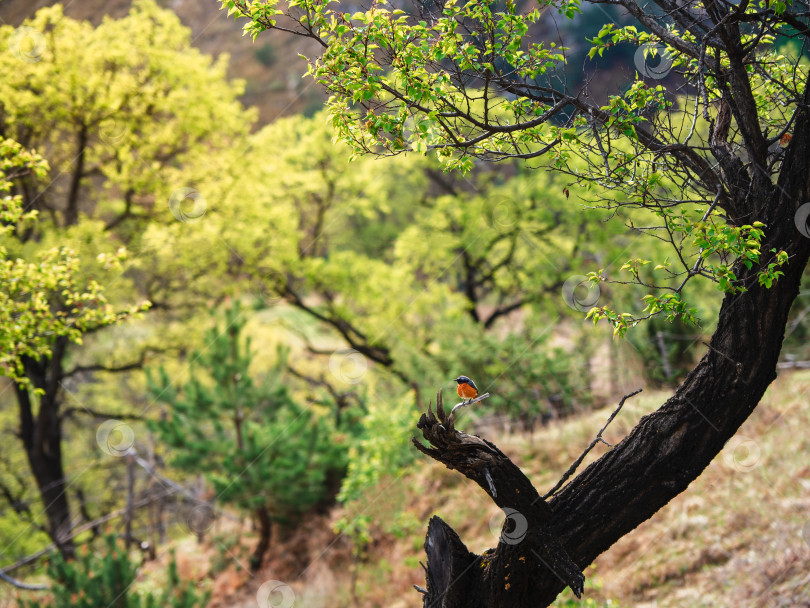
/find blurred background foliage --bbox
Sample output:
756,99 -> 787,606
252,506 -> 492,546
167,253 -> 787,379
0,1 -> 808,606
18,536 -> 211,608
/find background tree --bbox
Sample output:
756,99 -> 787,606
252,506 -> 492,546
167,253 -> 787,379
147,303 -> 354,571
226,0 -> 810,604
0,138 -> 148,559
0,0 -> 252,559
225,113 -> 641,413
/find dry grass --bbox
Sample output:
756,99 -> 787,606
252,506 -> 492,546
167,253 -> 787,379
587,370 -> 810,607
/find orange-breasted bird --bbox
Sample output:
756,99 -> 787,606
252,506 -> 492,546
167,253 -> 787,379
454,375 -> 479,402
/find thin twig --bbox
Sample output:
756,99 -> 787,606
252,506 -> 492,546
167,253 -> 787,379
0,569 -> 48,591
448,392 -> 491,421
0,453 -> 227,578
702,341 -> 738,365
542,389 -> 642,500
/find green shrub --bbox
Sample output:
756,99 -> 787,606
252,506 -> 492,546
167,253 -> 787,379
19,535 -> 210,608
148,303 -> 352,564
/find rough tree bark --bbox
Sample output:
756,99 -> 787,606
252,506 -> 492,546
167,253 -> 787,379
413,115 -> 810,603
14,339 -> 75,560
414,393 -> 585,606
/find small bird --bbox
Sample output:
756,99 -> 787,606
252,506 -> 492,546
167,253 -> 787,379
454,375 -> 479,402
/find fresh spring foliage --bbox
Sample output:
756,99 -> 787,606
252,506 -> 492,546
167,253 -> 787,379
223,0 -> 801,335
0,0 -> 251,226
0,138 -> 148,389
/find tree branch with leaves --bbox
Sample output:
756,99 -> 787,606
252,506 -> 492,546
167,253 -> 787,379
225,0 -> 810,603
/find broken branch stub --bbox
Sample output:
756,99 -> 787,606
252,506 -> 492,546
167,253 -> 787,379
413,391 -> 584,607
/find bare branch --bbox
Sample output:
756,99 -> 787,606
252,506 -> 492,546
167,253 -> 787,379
61,407 -> 144,422
543,389 -> 642,500
0,569 -> 48,591
448,392 -> 491,421
64,353 -> 148,378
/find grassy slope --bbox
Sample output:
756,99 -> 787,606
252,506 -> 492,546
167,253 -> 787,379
229,370 -> 810,607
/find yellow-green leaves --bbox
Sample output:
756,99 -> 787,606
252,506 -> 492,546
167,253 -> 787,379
0,139 -> 47,234
2,142 -> 149,388
0,2 -> 259,388
757,249 -> 789,288
0,0 -> 253,226
227,0 -> 570,168
1,224 -> 149,390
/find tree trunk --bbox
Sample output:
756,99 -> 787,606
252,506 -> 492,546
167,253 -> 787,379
124,451 -> 136,550
414,394 -> 584,606
15,339 -> 75,559
414,150 -> 810,605
64,123 -> 87,227
251,506 -> 273,572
